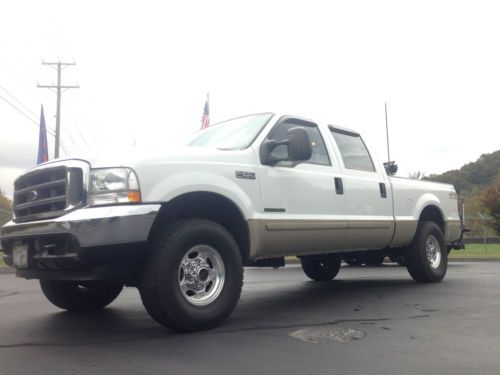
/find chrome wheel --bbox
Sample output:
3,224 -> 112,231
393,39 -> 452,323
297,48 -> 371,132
406,221 -> 447,283
425,235 -> 441,269
178,245 -> 225,306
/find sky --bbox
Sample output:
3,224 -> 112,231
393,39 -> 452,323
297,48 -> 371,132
1,0 -> 499,199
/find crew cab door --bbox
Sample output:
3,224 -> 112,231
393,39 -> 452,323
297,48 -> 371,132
253,117 -> 347,257
328,127 -> 394,250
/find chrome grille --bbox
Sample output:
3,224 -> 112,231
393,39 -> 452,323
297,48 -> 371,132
14,165 -> 85,222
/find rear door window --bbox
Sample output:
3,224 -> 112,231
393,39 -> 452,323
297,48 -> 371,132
330,129 -> 375,172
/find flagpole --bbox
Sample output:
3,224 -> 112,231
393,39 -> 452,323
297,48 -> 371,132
201,93 -> 210,129
207,93 -> 210,126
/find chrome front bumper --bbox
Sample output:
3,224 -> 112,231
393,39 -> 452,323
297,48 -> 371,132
0,204 -> 161,248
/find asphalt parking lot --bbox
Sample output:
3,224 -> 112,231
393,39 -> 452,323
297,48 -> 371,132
1,262 -> 499,375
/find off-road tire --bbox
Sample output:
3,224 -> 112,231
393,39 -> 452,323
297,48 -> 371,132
39,280 -> 123,311
406,221 -> 447,283
300,257 -> 342,281
139,219 -> 243,332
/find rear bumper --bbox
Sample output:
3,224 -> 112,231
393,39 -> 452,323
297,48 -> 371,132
0,204 -> 160,278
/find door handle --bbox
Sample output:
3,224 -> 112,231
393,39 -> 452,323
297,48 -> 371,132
379,182 -> 387,198
335,177 -> 344,195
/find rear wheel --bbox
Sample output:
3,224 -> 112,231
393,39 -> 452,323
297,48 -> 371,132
139,219 -> 243,332
40,280 -> 123,311
300,257 -> 341,281
406,221 -> 447,283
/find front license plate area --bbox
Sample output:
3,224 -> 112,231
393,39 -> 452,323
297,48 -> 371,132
13,243 -> 29,269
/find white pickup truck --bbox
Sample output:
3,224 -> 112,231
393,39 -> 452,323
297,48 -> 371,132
1,113 -> 464,332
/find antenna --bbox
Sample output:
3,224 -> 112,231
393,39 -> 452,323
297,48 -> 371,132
385,102 -> 390,163
383,102 -> 398,175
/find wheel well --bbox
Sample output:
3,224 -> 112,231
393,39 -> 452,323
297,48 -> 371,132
419,205 -> 445,235
148,192 -> 250,261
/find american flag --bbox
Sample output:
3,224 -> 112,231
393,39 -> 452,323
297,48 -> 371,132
201,95 -> 210,129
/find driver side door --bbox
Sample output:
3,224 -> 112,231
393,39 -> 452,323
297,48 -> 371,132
253,117 -> 347,258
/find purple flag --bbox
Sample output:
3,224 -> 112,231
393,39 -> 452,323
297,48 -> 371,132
37,106 -> 49,164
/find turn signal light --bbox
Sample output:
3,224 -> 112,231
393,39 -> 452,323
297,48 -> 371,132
128,191 -> 141,203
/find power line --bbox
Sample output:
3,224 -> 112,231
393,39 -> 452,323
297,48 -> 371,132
61,100 -> 94,151
0,56 -> 43,103
37,61 -> 79,158
0,91 -> 53,137
0,86 -> 39,119
0,92 -> 39,126
0,91 -> 70,154
59,142 -> 69,156
69,93 -> 105,150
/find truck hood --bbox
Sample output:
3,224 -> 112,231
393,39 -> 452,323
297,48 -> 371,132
56,146 -> 253,170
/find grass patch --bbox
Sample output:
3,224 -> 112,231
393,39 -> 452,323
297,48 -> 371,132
0,252 -> 5,267
450,243 -> 500,258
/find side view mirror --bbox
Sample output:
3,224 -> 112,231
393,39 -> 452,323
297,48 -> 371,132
260,127 -> 313,166
384,161 -> 398,175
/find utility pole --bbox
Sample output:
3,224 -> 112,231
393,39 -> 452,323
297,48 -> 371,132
37,61 -> 79,158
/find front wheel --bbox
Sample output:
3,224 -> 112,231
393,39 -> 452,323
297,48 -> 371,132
300,257 -> 341,281
139,219 -> 243,332
39,280 -> 123,311
406,221 -> 447,283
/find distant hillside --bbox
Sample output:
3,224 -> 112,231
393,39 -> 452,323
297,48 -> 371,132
423,150 -> 500,236
426,150 -> 500,196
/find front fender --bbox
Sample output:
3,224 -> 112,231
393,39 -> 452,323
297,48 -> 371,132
144,170 -> 256,219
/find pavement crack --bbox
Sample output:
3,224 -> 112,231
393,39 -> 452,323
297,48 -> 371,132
213,318 -> 392,334
0,314 -> 433,349
409,314 -> 431,319
0,291 -> 18,298
0,335 -> 171,350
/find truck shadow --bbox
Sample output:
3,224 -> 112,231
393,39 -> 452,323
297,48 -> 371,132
2,270 -> 456,347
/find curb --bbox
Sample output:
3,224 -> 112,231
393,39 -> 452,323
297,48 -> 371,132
448,257 -> 500,262
0,267 -> 14,274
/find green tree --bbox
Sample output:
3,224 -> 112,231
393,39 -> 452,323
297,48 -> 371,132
426,150 -> 500,195
479,179 -> 500,235
464,192 -> 495,237
0,188 -> 12,212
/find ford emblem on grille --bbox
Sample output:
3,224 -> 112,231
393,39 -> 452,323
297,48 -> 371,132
27,190 -> 38,201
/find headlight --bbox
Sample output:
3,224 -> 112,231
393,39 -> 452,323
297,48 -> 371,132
88,168 -> 141,206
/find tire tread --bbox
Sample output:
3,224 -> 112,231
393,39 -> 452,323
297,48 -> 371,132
139,219 -> 243,332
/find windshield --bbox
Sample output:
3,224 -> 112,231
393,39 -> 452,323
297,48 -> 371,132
187,113 -> 273,149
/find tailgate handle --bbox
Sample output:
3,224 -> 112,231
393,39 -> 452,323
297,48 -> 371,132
379,182 -> 387,198
334,177 -> 344,195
